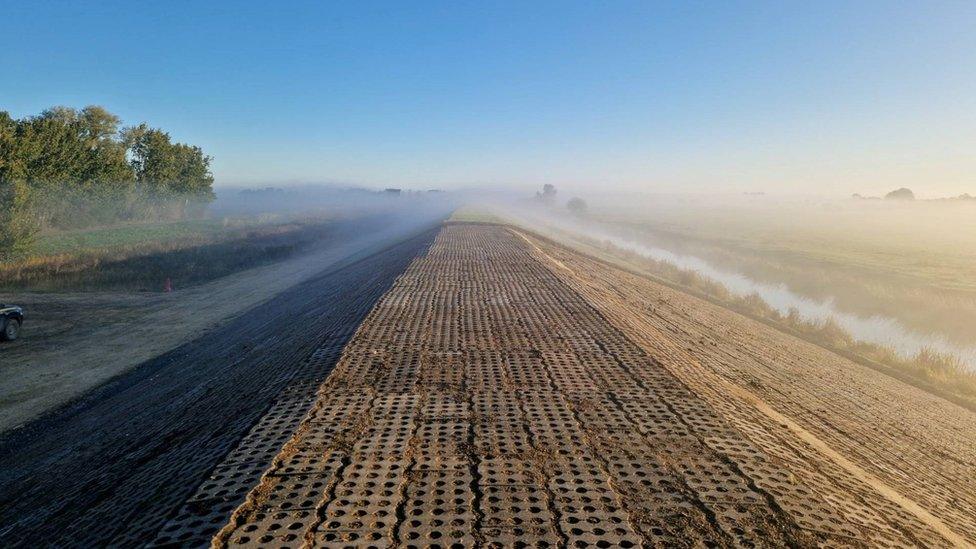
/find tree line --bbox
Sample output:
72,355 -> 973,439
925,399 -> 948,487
533,184 -> 588,217
0,105 -> 215,259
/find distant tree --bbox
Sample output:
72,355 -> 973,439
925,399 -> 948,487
884,187 -> 915,200
240,187 -> 285,196
0,111 -> 22,180
16,108 -> 93,187
567,197 -> 588,217
534,184 -> 557,205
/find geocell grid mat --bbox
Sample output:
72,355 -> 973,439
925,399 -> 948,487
207,224 -> 897,548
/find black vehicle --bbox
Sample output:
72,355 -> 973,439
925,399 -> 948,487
1,303 -> 24,341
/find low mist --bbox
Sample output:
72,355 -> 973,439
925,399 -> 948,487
472,188 -> 976,372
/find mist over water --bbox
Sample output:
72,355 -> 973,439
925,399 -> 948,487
510,208 -> 976,371
604,230 -> 976,369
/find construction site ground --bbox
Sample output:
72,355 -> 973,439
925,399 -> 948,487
2,222 -> 975,548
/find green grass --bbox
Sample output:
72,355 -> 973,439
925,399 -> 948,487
32,219 -> 235,256
0,214 -> 330,292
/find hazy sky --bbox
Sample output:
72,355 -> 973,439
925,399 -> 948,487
3,1 -> 975,196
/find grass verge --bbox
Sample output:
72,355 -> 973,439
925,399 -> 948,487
0,216 -> 333,292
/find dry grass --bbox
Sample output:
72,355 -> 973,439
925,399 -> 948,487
0,219 -> 332,291
448,207 -> 508,224
599,200 -> 976,344
574,232 -> 976,404
598,199 -> 976,289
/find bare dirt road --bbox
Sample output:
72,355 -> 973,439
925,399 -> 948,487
2,221 -> 974,548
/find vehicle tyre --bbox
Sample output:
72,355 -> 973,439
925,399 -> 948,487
1,318 -> 20,341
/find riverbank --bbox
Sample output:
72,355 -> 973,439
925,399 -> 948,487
496,208 -> 976,408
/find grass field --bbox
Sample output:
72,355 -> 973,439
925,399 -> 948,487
596,196 -> 976,292
0,214 -> 334,292
586,196 -> 976,346
30,219 -> 231,257
585,233 -> 976,404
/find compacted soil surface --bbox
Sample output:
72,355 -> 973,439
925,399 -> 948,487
0,215 -> 439,432
0,228 -> 439,546
3,221 -> 975,548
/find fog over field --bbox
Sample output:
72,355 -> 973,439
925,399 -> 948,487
209,184 -> 463,218
485,190 -> 976,373
202,183 -> 976,374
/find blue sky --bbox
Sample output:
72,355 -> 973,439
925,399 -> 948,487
3,1 -> 975,196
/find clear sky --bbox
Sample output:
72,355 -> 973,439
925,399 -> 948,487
3,1 -> 975,196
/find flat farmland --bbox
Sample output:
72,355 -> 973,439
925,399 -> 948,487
195,223 -> 975,548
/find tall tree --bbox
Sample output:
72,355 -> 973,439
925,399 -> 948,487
0,112 -> 36,258
124,125 -> 213,198
0,105 -> 215,257
0,179 -> 35,260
